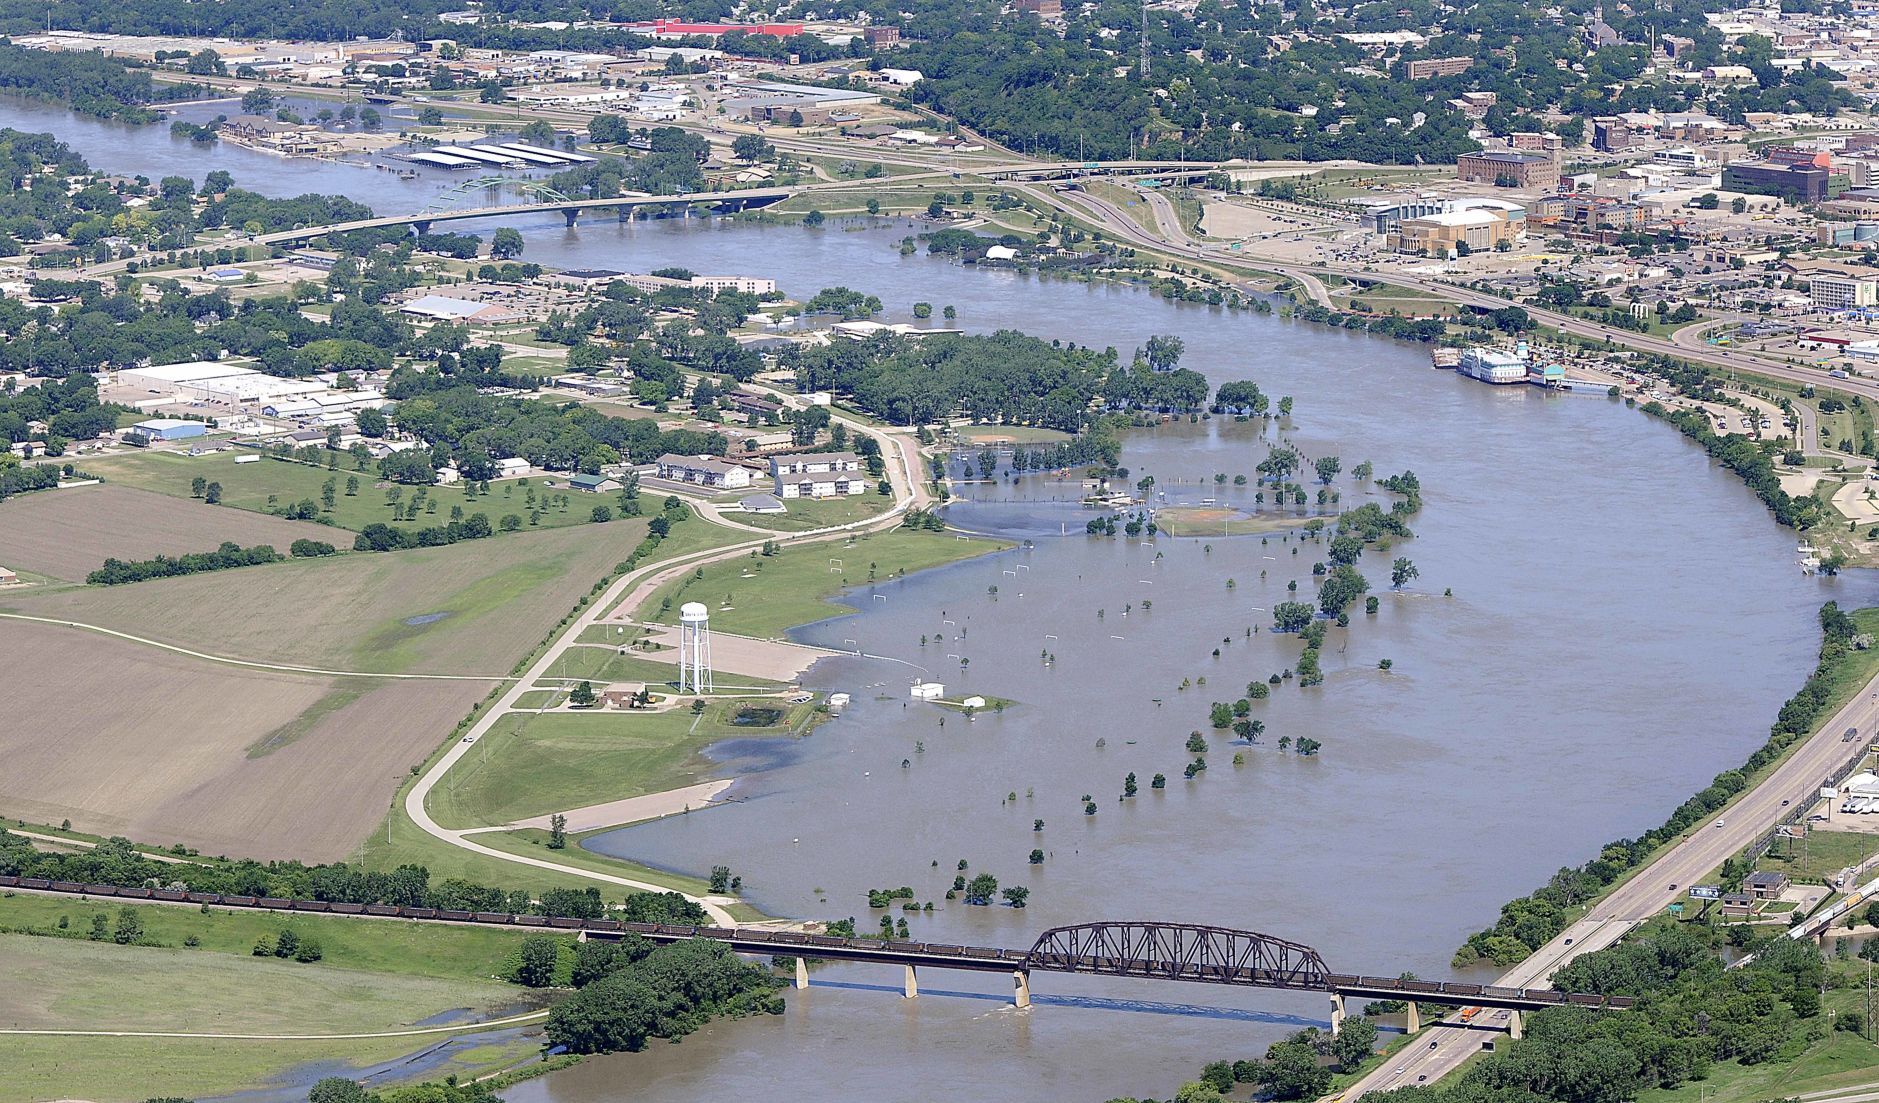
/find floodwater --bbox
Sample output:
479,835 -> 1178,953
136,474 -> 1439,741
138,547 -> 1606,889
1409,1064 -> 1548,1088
0,94 -> 555,215
15,98 -> 1871,1101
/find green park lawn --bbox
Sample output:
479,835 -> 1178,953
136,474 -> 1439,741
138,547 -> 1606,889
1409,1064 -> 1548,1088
732,492 -> 895,533
79,450 -> 613,534
425,698 -> 818,829
640,528 -> 1005,638
0,927 -> 536,1103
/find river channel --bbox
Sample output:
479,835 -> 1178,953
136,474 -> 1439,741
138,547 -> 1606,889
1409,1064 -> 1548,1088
4,95 -> 1871,1102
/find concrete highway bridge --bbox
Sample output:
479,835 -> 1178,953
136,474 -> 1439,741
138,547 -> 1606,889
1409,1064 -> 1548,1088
254,185 -> 800,244
249,159 -> 1233,246
0,878 -> 1627,1034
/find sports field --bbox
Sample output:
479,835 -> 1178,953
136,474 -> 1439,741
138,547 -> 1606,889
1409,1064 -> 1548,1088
0,483 -> 335,581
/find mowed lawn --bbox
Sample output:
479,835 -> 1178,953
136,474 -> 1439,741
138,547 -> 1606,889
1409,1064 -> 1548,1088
80,450 -> 612,534
427,699 -> 816,828
0,482 -> 336,581
0,933 -> 533,1103
640,529 -> 1006,638
733,492 -> 894,533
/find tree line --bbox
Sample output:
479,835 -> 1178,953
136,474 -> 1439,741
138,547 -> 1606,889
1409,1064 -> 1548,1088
0,830 -> 709,923
86,541 -> 284,585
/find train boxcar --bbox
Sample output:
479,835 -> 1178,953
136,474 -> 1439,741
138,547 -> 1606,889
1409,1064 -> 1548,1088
806,934 -> 847,949
589,919 -> 624,932
547,917 -> 583,929
771,931 -> 810,945
0,875 -> 19,888
1565,993 -> 1607,1007
1396,979 -> 1442,994
223,895 -> 259,907
437,909 -> 474,922
331,902 -> 365,915
364,904 -> 402,916
1443,982 -> 1484,997
291,900 -> 332,913
257,897 -> 292,909
22,878 -> 52,890
471,911 -> 512,924
405,907 -> 438,920
963,946 -> 1001,960
154,889 -> 188,902
1481,985 -> 1522,1000
514,915 -> 549,927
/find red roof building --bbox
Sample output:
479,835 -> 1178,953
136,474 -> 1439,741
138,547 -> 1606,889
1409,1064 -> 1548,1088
626,19 -> 805,38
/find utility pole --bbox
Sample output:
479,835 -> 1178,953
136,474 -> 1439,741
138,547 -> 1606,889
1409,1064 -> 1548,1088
1140,0 -> 1150,81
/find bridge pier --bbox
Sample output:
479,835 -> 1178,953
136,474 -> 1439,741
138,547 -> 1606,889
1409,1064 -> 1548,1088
617,207 -> 631,222
903,964 -> 919,998
1405,1000 -> 1420,1034
1013,970 -> 1032,1009
1329,993 -> 1345,1037
563,209 -> 579,229
794,956 -> 809,990
1508,1010 -> 1523,1041
412,220 -> 431,237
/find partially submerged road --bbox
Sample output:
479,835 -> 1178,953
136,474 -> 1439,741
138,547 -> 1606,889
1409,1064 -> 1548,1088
402,414 -> 933,926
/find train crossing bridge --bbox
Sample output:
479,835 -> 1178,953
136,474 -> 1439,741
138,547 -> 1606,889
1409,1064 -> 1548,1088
0,878 -> 1631,1034
588,918 -> 1634,1034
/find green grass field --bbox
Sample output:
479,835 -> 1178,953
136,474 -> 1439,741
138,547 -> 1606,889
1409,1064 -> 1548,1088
358,798 -> 714,899
1758,828 -> 1879,884
0,891 -> 536,982
640,528 -> 1005,638
0,929 -> 535,1103
78,451 -> 610,534
733,492 -> 894,532
426,698 -> 818,829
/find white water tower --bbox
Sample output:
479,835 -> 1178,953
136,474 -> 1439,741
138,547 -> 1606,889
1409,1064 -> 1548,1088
678,602 -> 713,693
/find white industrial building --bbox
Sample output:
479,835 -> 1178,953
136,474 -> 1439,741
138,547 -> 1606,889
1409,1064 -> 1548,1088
114,362 -> 326,407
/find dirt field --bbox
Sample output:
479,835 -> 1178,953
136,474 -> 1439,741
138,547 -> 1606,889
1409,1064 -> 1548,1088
0,484 -> 335,581
1,520 -> 647,676
0,620 -> 485,861
0,522 -> 649,860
